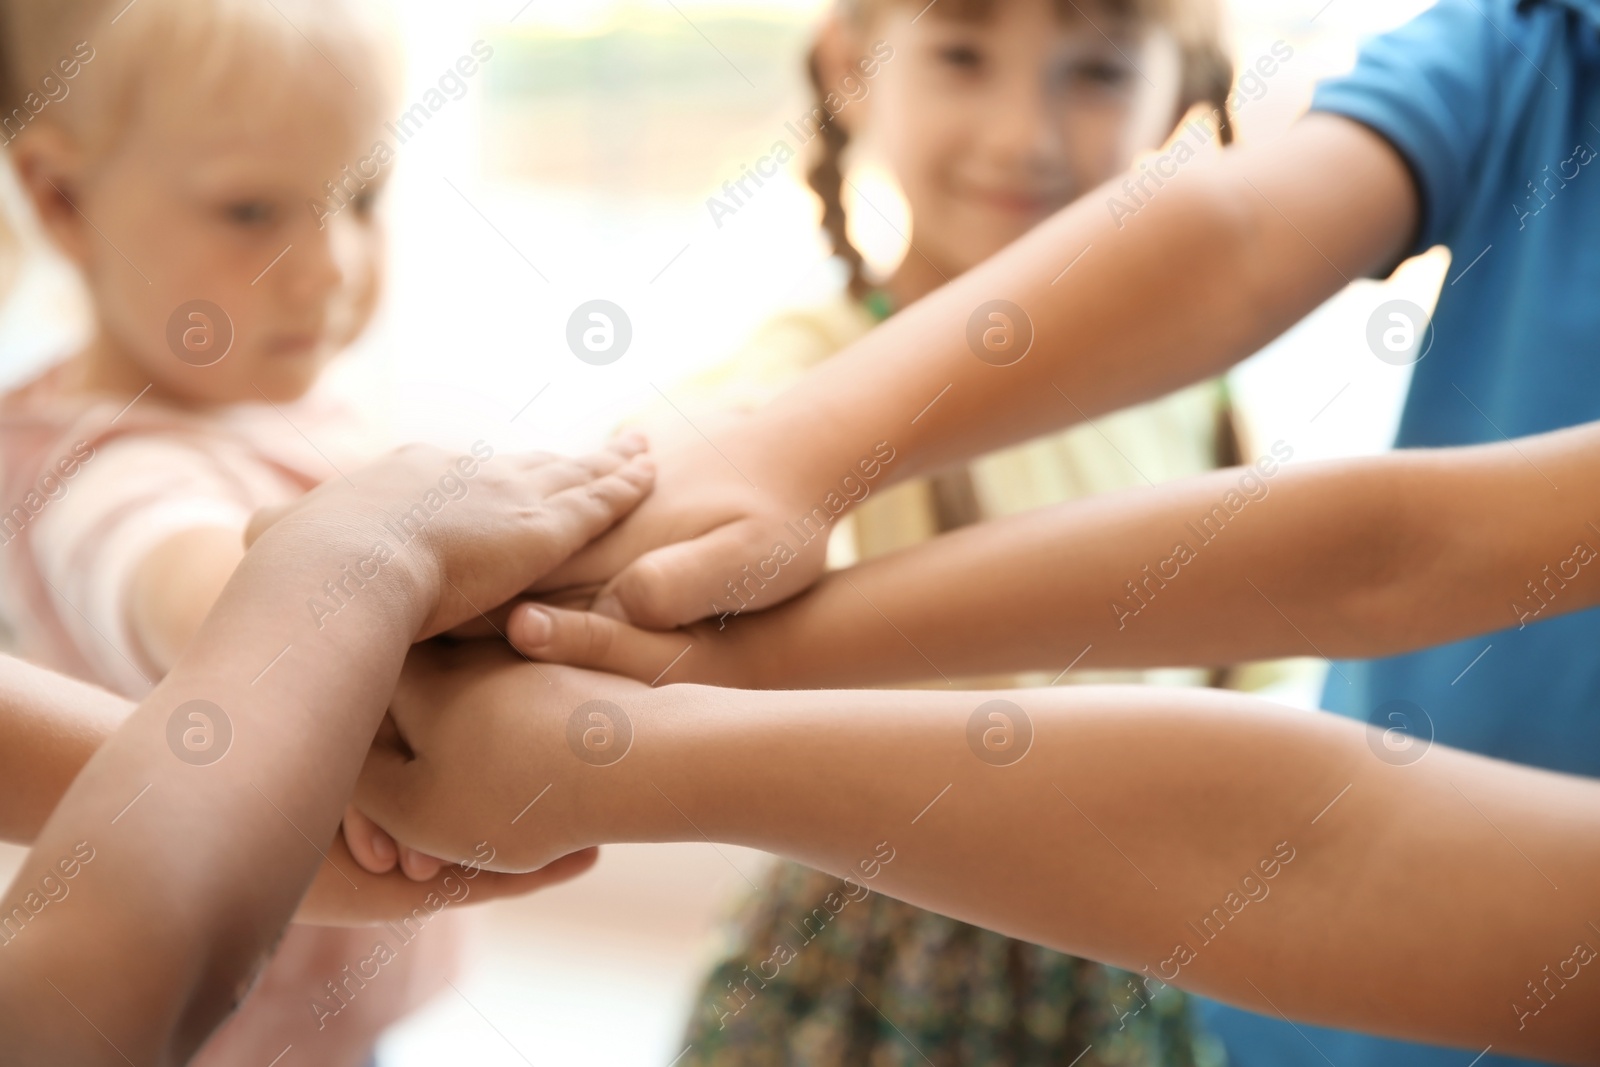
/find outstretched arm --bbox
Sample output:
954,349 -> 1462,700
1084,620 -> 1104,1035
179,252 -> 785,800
0,652 -> 597,924
0,445 -> 653,1065
0,657 -> 128,844
510,419 -> 1600,688
541,112 -> 1417,628
358,645 -> 1600,1065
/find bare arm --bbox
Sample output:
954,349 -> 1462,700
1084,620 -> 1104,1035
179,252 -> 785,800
359,647 -> 1600,1065
546,113 -> 1419,627
510,420 -> 1600,688
0,657 -> 128,843
0,445 -> 653,1065
0,652 -> 597,923
126,525 -> 243,674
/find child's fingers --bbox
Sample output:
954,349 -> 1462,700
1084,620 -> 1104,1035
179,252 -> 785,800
591,520 -> 778,630
298,842 -> 602,926
342,805 -> 398,874
522,456 -> 657,567
507,603 -> 685,682
514,443 -> 644,499
607,430 -> 649,458
399,847 -> 446,881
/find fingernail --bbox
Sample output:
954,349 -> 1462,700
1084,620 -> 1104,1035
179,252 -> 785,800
516,605 -> 553,646
370,829 -> 396,866
592,594 -> 627,622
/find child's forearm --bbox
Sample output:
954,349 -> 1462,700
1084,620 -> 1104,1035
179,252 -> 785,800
364,654 -> 1599,1062
0,524 -> 427,1065
0,658 -> 130,843
735,423 -> 1600,687
557,115 -> 1418,628
0,409 -> 653,1065
629,685 -> 1600,1063
760,117 -> 1408,487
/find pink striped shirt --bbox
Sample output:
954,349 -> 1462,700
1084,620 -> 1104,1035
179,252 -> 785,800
0,361 -> 463,1066
0,362 -> 376,694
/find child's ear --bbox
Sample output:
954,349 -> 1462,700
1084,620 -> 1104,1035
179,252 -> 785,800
812,12 -> 873,137
9,123 -> 93,268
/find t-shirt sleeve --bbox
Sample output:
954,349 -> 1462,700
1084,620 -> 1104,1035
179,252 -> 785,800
29,436 -> 257,693
1311,0 -> 1507,256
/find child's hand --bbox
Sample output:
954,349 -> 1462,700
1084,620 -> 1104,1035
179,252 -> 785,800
296,820 -> 598,926
529,416 -> 836,630
342,804 -> 448,881
246,440 -> 655,640
504,602 -> 757,688
354,640 -> 653,873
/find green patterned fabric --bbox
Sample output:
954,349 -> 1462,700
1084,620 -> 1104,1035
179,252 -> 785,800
678,862 -> 1225,1067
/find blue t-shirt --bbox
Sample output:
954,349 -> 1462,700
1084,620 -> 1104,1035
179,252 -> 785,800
1199,1 -> 1600,1065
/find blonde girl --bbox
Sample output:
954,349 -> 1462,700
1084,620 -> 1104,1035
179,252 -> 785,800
0,2 -> 462,1063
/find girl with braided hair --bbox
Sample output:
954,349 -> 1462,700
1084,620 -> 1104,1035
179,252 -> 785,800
669,0 -> 1274,1063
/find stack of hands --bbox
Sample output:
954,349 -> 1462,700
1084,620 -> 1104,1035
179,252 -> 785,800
273,415 -> 824,921
12,383 -> 1600,1066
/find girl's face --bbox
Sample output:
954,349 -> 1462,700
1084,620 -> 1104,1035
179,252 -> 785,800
850,0 -> 1186,276
31,44 -> 392,404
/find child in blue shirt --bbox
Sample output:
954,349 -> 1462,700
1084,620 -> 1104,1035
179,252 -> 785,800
1200,2 -> 1600,1065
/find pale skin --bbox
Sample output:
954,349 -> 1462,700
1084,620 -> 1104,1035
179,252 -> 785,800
3,9 -> 527,1059
0,442 -> 656,1066
9,9 -> 391,691
8,9 -> 449,882
351,643 -> 1600,1066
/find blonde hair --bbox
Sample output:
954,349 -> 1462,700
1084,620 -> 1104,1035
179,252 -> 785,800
812,0 -> 1236,299
0,0 -> 395,300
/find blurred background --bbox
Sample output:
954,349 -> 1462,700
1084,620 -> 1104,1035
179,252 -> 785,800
0,0 -> 1441,1061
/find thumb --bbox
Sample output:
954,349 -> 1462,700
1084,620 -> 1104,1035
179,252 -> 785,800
507,602 -> 691,683
591,521 -> 813,630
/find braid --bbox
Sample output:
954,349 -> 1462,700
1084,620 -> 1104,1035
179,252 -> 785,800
804,42 -> 871,301
1179,36 -> 1236,147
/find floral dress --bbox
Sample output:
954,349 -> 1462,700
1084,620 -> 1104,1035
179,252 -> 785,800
679,860 -> 1224,1067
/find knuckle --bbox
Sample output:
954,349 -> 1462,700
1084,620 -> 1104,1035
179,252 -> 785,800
617,558 -> 678,628
577,611 -> 616,660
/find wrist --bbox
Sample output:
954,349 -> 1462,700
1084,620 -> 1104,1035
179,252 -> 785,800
621,685 -> 960,871
585,683 -> 741,846
249,513 -> 435,639
747,396 -> 900,505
